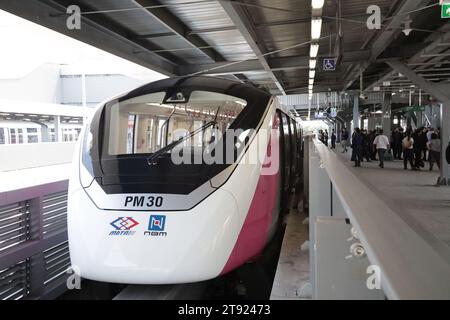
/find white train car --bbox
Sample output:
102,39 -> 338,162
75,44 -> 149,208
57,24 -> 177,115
68,76 -> 302,284
0,99 -> 86,145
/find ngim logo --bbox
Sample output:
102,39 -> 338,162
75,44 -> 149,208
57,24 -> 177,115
144,215 -> 168,237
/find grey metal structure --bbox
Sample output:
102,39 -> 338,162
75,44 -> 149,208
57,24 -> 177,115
3,0 -> 447,96
0,181 -> 70,300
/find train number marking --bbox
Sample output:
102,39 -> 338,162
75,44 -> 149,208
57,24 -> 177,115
124,196 -> 163,208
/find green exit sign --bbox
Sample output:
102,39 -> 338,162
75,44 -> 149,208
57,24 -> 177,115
442,4 -> 450,18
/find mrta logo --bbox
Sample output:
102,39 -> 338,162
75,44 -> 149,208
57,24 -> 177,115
144,215 -> 168,237
109,217 -> 139,236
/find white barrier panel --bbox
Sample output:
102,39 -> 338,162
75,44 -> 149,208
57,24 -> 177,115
0,142 -> 76,171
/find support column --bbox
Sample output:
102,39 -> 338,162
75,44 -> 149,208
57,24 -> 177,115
438,102 -> 450,185
54,116 -> 62,142
432,104 -> 440,128
406,113 -> 412,129
382,93 -> 392,136
368,116 -> 375,131
353,96 -> 360,131
416,111 -> 423,128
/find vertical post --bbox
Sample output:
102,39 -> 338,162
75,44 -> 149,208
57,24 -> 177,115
353,95 -> 360,131
54,115 -> 62,142
382,93 -> 392,136
438,102 -> 450,185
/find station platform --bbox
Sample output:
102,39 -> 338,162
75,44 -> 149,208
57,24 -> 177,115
334,145 -> 450,261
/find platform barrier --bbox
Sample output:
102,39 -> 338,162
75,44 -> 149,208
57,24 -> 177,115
0,180 -> 69,300
306,137 -> 450,299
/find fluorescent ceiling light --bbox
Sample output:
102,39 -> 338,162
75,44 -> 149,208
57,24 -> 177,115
311,18 -> 322,40
312,0 -> 325,9
309,78 -> 314,85
310,44 -> 319,58
309,70 -> 316,78
308,85 -> 313,90
309,59 -> 317,69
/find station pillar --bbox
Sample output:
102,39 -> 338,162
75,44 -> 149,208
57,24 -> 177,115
438,102 -> 450,185
54,115 -> 62,142
381,93 -> 392,136
353,95 -> 360,135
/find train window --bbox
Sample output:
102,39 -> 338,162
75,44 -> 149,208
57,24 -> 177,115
107,91 -> 247,156
0,128 -> 4,144
10,128 -> 16,144
27,128 -> 39,143
18,129 -> 24,144
290,120 -> 297,173
280,113 -> 291,191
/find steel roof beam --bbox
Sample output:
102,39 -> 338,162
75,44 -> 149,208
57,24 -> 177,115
178,50 -> 371,75
386,60 -> 450,103
0,0 -> 179,76
132,0 -> 225,62
219,0 -> 286,95
365,28 -> 450,92
342,0 -> 429,91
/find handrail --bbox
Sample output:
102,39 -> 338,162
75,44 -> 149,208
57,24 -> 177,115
311,138 -> 450,299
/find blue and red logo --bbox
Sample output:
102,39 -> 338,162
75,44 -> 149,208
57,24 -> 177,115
144,215 -> 167,237
148,215 -> 166,231
109,217 -> 139,236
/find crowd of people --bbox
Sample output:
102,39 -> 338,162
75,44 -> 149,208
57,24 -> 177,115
334,126 -> 442,171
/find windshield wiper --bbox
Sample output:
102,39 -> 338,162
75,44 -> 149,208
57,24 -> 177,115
147,120 -> 217,166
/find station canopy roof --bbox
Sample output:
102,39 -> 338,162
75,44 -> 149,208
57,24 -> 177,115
1,0 -> 449,97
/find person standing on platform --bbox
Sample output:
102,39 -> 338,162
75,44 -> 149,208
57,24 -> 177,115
362,130 -> 372,162
352,128 -> 364,167
324,130 -> 329,146
341,128 -> 349,153
427,133 -> 441,171
413,129 -> 424,169
373,129 -> 390,168
402,131 -> 417,170
393,127 -> 403,160
331,130 -> 336,149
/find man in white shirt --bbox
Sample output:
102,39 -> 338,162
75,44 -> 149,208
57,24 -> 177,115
373,129 -> 390,168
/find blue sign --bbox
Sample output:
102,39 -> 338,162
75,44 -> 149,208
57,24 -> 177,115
323,58 -> 336,71
148,215 -> 166,231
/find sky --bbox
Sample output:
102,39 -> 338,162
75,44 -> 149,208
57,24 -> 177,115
0,9 -> 167,81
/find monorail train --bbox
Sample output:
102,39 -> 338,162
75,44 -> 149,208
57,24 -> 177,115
68,76 -> 302,284
0,120 -> 82,144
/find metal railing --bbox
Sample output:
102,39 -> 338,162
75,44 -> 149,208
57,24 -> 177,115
307,137 -> 450,299
0,180 -> 69,300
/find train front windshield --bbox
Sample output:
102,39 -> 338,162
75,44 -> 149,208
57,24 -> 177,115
82,77 -> 271,194
105,91 -> 247,156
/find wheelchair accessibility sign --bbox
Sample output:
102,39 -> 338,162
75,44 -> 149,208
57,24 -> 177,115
323,58 -> 336,71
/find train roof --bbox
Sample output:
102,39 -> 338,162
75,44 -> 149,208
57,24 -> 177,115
0,99 -> 92,117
